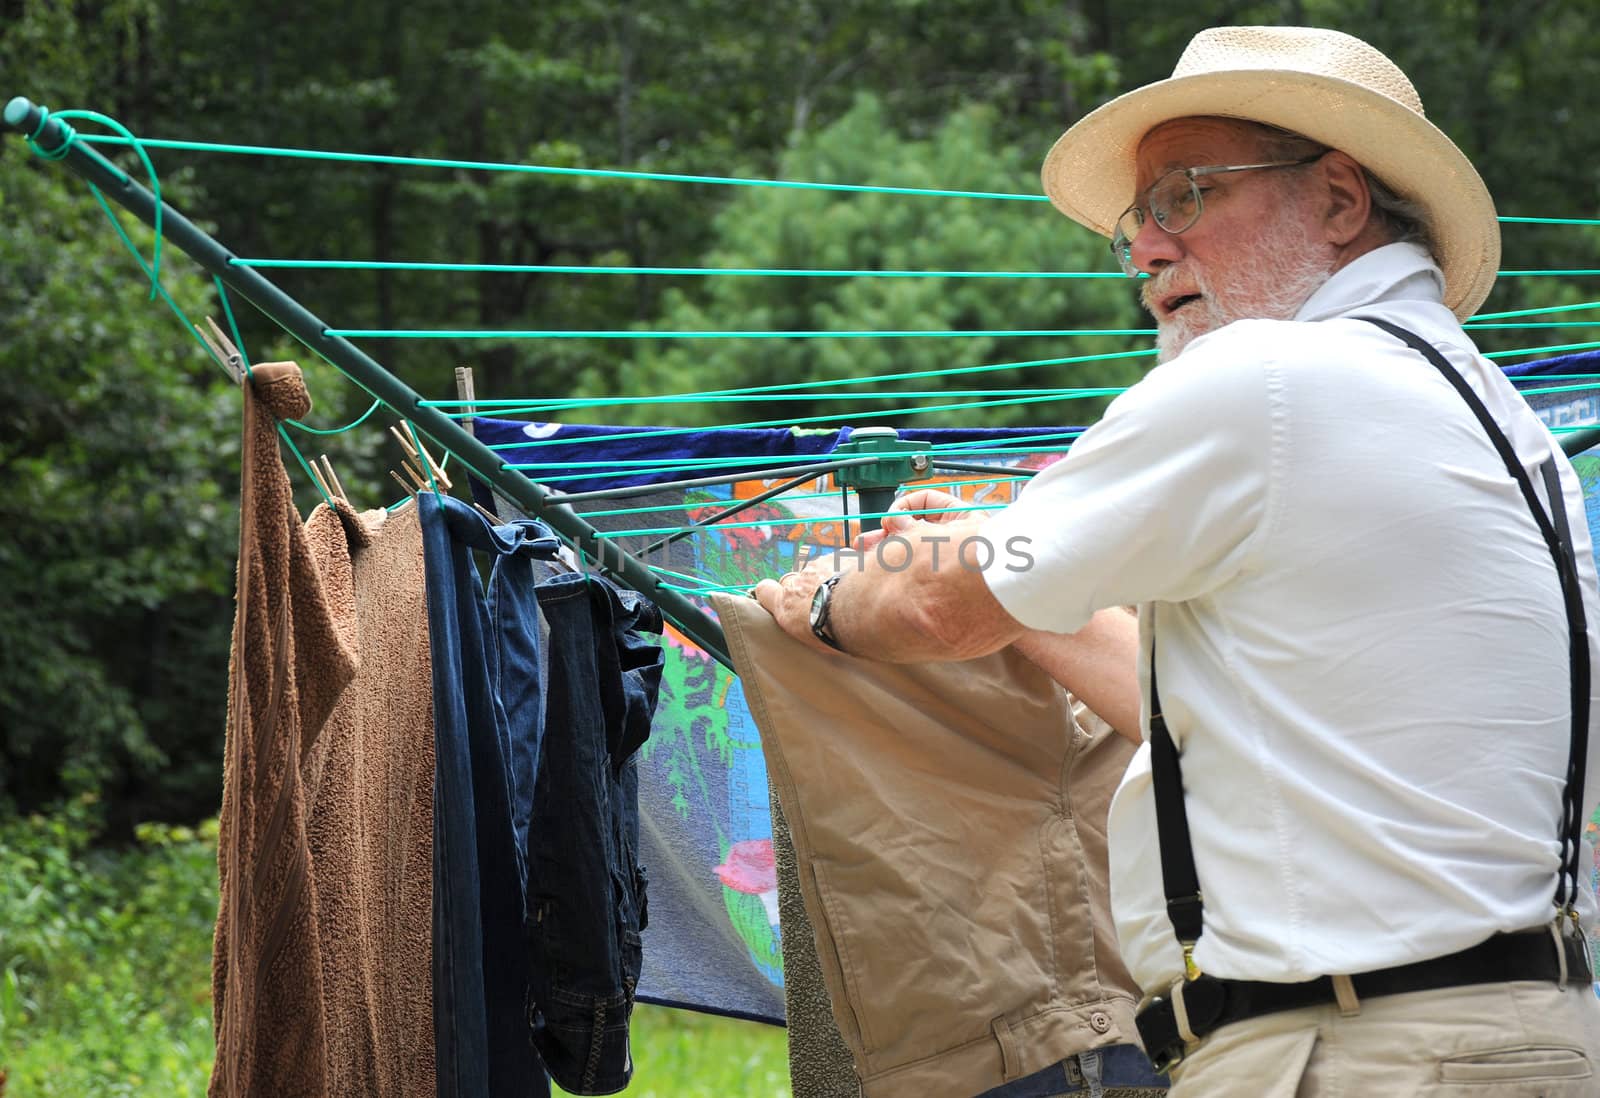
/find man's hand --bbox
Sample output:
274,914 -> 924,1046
750,553 -> 858,655
858,487 -> 976,547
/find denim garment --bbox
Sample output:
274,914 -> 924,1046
975,1044 -> 1170,1098
526,570 -> 664,1095
421,491 -> 559,1098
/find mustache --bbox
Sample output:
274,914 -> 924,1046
1139,267 -> 1203,315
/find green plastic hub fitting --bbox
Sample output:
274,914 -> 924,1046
833,427 -> 930,491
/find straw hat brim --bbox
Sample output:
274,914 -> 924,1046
1041,69 -> 1500,319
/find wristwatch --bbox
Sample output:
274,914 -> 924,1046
809,573 -> 846,651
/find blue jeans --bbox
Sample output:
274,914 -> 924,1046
975,1043 -> 1170,1098
422,492 -> 559,1098
525,570 -> 664,1094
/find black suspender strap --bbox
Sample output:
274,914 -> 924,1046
1362,317 -> 1590,918
1542,443 -> 1590,913
1148,316 -> 1592,971
1147,640 -> 1203,974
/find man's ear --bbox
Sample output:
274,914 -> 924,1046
1318,151 -> 1373,246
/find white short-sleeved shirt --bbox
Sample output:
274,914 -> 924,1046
983,243 -> 1600,991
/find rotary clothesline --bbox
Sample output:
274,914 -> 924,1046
22,96 -> 1600,1036
12,95 -> 1600,632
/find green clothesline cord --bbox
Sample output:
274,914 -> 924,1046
934,430 -> 1082,451
428,348 -> 1145,413
404,420 -> 443,498
514,447 -> 1062,471
237,258 -> 1129,279
428,387 -> 1128,417
486,352 -> 1149,453
495,393 -> 1091,457
592,501 -> 1006,540
28,109 -> 164,300
277,423 -> 334,510
242,256 -> 1600,282
1465,299 -> 1600,320
655,581 -> 755,596
571,475 -> 1032,519
77,134 -> 1052,202
521,444 -> 1078,488
430,367 -> 1600,420
643,562 -> 727,588
1518,380 -> 1600,397
327,323 -> 1600,341
67,136 -> 1600,229
1486,340 -> 1600,360
213,276 -> 257,381
1464,322 -> 1600,329
326,327 -> 1152,340
81,179 -> 233,385
287,397 -> 386,436
210,269 -> 387,435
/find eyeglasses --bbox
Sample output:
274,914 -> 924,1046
1109,155 -> 1325,276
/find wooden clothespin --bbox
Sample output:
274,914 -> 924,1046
306,460 -> 336,503
389,469 -> 418,501
456,366 -> 478,438
457,365 -> 503,526
198,316 -> 247,386
317,454 -> 349,505
388,422 -> 454,492
305,453 -> 352,510
409,432 -> 453,491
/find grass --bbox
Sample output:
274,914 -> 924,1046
0,798 -> 790,1097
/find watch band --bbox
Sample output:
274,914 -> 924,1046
810,573 -> 845,650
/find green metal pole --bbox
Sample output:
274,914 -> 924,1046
2,95 -> 732,667
1563,427 -> 1600,457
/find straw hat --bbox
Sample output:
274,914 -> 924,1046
1041,26 -> 1499,319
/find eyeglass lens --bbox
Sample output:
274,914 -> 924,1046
1110,169 -> 1204,275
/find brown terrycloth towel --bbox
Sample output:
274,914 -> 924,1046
771,784 -> 862,1097
212,363 -> 358,1098
303,499 -> 436,1096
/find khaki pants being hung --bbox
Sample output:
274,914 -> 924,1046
1167,979 -> 1600,1097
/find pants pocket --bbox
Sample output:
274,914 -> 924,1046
1437,1045 -> 1591,1083
808,861 -> 869,1054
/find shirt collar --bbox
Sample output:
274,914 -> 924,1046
1294,243 -> 1446,323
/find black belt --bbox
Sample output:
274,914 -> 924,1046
1136,929 -> 1592,1075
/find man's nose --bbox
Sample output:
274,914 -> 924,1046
1129,220 -> 1183,274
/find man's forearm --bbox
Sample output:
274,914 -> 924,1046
755,516 -> 1029,664
1011,607 -> 1142,744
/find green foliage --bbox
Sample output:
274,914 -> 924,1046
626,96 -> 1146,428
0,800 -> 788,1097
0,795 -> 219,1096
567,1005 -> 789,1098
0,113 -> 242,823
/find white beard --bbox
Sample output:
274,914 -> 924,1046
1142,216 -> 1336,364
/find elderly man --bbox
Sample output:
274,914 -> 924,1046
754,25 -> 1600,1096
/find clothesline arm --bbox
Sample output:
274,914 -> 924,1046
1,94 -> 734,668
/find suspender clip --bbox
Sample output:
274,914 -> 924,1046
1181,940 -> 1202,982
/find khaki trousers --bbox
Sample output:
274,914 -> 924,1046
1167,979 -> 1600,1097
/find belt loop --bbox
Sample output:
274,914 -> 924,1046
1080,1048 -> 1105,1098
1170,978 -> 1198,1045
1552,919 -> 1571,989
990,1014 -> 1023,1080
1331,974 -> 1360,1016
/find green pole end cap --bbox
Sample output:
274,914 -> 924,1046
4,97 -> 35,128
